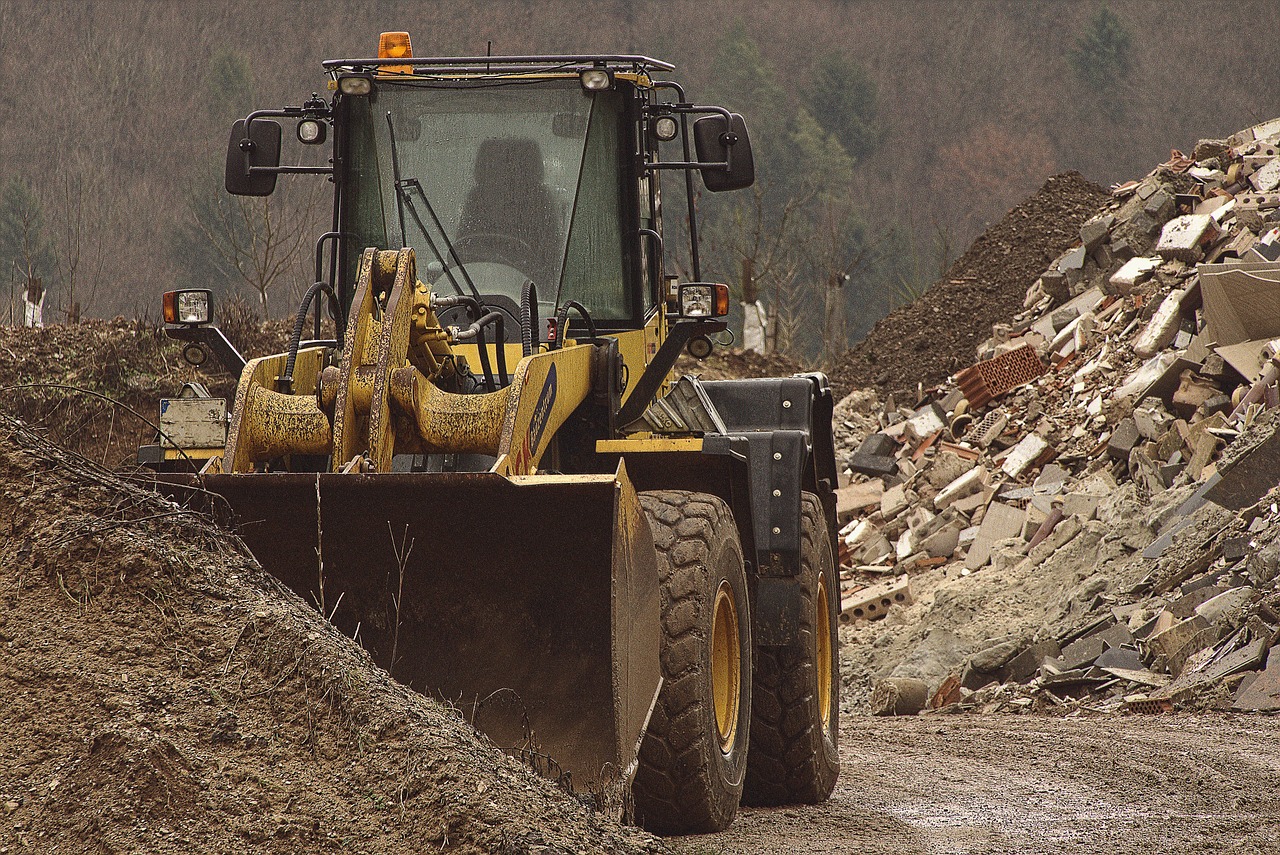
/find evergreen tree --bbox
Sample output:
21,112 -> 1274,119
207,48 -> 254,122
0,178 -> 55,290
805,54 -> 882,164
1069,6 -> 1132,94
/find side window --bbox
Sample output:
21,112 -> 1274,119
342,99 -> 388,288
559,93 -> 629,320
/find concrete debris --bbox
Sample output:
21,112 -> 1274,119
835,114 -> 1280,718
840,574 -> 912,624
869,677 -> 930,716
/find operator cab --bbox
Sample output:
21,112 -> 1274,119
340,75 -> 633,338
214,40 -> 753,351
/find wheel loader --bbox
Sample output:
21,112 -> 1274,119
144,34 -> 840,834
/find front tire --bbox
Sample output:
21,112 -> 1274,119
743,491 -> 840,805
633,490 -> 752,834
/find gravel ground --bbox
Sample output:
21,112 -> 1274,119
671,712 -> 1280,855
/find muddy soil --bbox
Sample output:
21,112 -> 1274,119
0,415 -> 657,854
673,712 -> 1280,855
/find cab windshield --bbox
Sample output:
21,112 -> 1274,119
344,80 -> 630,321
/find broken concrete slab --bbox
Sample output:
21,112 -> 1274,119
1194,586 -> 1256,625
869,677 -> 929,716
934,465 -> 989,510
1002,640 -> 1063,683
1095,645 -> 1145,671
1002,432 -> 1052,479
1108,255 -> 1161,293
1156,637 -> 1268,700
965,502 -> 1027,570
903,403 -> 947,445
1156,214 -> 1220,262
1147,614 -> 1213,662
1199,260 -> 1280,346
1206,425 -> 1280,510
1133,288 -> 1187,357
1233,646 -> 1280,710
924,451 -> 975,490
836,481 -> 884,523
880,482 -> 910,520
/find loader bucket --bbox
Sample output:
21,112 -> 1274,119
154,465 -> 661,793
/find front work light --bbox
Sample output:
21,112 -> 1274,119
579,68 -> 613,91
338,75 -> 373,96
163,289 -> 213,326
678,282 -> 730,319
378,31 -> 414,75
296,118 -> 326,144
653,116 -> 679,142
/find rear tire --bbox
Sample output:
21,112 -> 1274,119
633,490 -> 751,835
743,491 -> 840,805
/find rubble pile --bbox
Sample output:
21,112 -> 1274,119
835,116 -> 1280,716
830,172 -> 1109,401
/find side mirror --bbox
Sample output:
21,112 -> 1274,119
693,113 -> 755,192
224,119 -> 282,196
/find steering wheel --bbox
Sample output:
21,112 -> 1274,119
451,233 -> 533,269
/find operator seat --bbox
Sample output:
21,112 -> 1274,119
458,137 -> 560,290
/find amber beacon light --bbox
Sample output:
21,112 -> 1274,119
378,32 -> 414,75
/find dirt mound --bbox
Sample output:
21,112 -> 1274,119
674,348 -> 806,382
0,316 -> 292,469
830,172 -> 1108,401
0,415 -> 657,854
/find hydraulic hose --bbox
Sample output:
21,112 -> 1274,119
520,281 -> 539,358
453,310 -> 508,390
280,280 -> 338,393
552,300 -> 597,349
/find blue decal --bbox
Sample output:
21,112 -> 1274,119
527,364 -> 557,458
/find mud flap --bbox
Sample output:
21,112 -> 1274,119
155,462 -> 660,793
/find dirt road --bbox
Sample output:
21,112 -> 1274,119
671,713 -> 1280,855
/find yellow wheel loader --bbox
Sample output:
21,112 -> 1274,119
145,35 -> 840,833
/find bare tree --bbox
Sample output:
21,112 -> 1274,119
53,165 -> 116,321
190,182 -> 323,319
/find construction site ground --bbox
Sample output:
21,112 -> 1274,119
13,140 -> 1280,851
675,712 -> 1280,854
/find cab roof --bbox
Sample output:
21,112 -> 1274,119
322,54 -> 674,79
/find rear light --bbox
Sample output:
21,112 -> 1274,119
163,289 -> 213,325
678,282 -> 730,318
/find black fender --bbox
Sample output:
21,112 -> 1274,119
698,372 -> 837,645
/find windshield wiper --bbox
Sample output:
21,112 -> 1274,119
384,111 -> 481,300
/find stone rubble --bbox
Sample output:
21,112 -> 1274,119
834,115 -> 1280,716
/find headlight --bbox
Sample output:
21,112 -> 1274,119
163,289 -> 212,325
678,282 -> 729,318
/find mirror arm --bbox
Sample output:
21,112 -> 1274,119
651,81 -> 700,281
247,165 -> 333,176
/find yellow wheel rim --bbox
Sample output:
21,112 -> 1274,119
817,572 -> 833,729
711,580 -> 741,753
